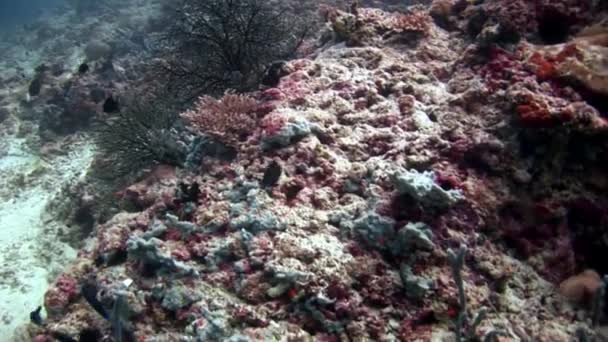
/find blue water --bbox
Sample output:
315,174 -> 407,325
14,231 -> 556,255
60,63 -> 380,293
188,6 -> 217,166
0,0 -> 65,30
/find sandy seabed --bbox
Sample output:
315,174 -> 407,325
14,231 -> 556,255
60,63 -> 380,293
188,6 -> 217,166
0,137 -> 93,340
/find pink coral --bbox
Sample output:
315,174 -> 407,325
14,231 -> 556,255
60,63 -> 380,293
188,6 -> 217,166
259,111 -> 287,137
182,93 -> 257,145
44,274 -> 78,315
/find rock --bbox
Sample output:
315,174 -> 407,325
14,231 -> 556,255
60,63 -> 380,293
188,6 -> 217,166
185,309 -> 231,340
39,101 -> 96,136
396,222 -> 435,256
430,0 -> 456,30
400,265 -> 434,300
231,209 -> 285,234
412,110 -> 436,131
0,106 -> 9,123
161,285 -> 203,311
126,237 -> 198,277
392,169 -> 464,210
84,41 -> 112,61
354,212 -> 396,252
261,116 -> 313,150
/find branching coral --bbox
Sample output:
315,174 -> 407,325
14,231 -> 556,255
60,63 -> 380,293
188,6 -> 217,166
181,94 -> 257,146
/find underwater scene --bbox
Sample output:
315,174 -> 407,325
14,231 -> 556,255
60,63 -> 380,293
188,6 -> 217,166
1,0 -> 608,341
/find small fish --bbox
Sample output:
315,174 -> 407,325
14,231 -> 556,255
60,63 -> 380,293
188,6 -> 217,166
29,306 -> 43,326
261,61 -> 287,87
28,76 -> 42,96
262,160 -> 282,188
78,63 -> 89,74
178,182 -> 200,203
103,96 -> 120,113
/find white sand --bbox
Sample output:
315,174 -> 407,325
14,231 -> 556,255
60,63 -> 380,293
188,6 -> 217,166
0,137 -> 94,341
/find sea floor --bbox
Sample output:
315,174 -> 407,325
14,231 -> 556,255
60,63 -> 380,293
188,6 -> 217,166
0,136 -> 93,340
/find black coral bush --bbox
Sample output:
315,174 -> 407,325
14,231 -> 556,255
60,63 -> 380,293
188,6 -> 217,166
94,91 -> 186,178
157,0 -> 311,100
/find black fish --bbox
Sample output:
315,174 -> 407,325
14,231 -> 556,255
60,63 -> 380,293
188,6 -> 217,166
178,182 -> 200,203
103,96 -> 120,113
29,306 -> 43,326
81,282 -> 109,319
28,76 -> 42,96
78,63 -> 89,74
262,161 -> 282,188
261,61 -> 287,87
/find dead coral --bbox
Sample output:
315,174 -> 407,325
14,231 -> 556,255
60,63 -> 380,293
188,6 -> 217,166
325,7 -> 432,46
391,11 -> 432,33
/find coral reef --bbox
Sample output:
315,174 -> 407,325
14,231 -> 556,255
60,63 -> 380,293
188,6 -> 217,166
3,0 -> 608,341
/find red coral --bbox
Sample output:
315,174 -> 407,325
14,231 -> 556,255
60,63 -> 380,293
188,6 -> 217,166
555,43 -> 581,62
44,274 -> 78,315
33,335 -> 54,342
528,52 -> 555,80
527,44 -> 581,81
516,95 -> 574,126
277,73 -> 311,104
261,88 -> 285,102
479,47 -> 530,91
187,240 -> 208,258
516,103 -> 552,125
